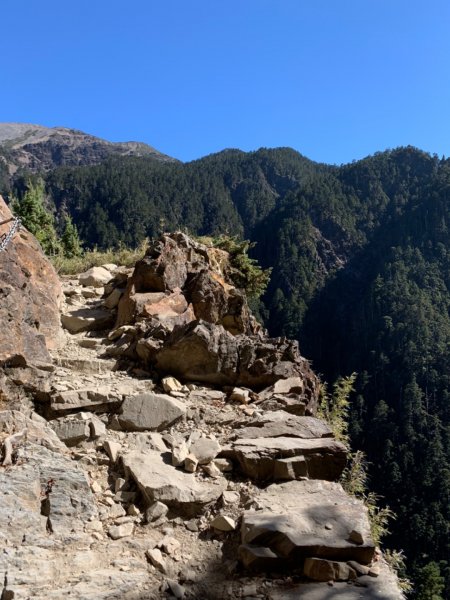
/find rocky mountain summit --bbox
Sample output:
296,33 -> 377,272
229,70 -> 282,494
0,203 -> 403,598
0,123 -> 175,175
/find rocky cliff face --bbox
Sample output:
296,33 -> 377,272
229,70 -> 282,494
0,123 -> 175,175
0,231 -> 404,599
0,195 -> 61,369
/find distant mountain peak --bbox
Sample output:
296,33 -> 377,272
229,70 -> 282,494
0,122 -> 176,173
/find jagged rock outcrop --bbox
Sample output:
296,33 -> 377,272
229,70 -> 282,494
116,232 -> 259,336
155,320 -> 319,392
0,195 -> 61,368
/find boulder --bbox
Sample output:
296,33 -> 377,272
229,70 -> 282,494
185,269 -> 255,335
61,306 -> 115,333
78,266 -> 112,287
116,232 -> 258,335
223,436 -> 347,481
155,320 -> 320,395
50,385 -> 126,413
235,412 -> 333,440
123,450 -> 227,516
116,287 -> 195,330
118,392 -> 186,431
50,412 -> 106,446
240,480 -> 375,569
303,557 -> 357,581
0,195 -> 62,368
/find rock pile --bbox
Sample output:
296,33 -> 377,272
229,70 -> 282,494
0,228 -> 404,599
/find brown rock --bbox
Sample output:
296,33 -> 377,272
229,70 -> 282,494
0,196 -> 61,368
304,557 -> 357,581
155,320 -> 320,395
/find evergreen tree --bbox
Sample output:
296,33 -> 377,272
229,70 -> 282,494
12,179 -> 61,255
61,214 -> 82,258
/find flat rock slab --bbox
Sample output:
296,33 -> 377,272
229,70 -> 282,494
61,307 -> 114,333
50,385 -> 125,413
118,392 -> 186,431
123,450 -> 227,516
223,436 -> 347,481
235,412 -> 333,440
240,480 -> 375,567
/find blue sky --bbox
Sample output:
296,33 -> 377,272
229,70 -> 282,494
2,0 -> 450,163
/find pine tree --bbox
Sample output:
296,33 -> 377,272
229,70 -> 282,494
61,214 -> 82,258
12,179 -> 61,255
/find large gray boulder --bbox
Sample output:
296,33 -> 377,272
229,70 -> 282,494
240,480 -> 375,570
224,436 -> 347,481
118,392 -> 186,431
122,450 -> 227,516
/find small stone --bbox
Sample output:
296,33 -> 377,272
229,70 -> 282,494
211,515 -> 236,532
127,504 -> 140,517
202,462 -> 222,478
146,501 -> 169,523
368,566 -> 381,577
185,519 -> 199,532
114,516 -> 134,525
222,490 -> 240,505
115,477 -> 126,492
146,548 -> 167,573
242,583 -> 258,596
214,458 -> 234,472
347,560 -> 370,576
90,480 -> 102,494
167,580 -> 185,599
89,416 -> 106,438
348,529 -> 364,545
108,522 -> 134,539
190,437 -> 221,465
184,453 -> 198,473
114,491 -> 137,503
109,503 -> 126,519
160,536 -> 181,556
103,440 -> 121,463
162,376 -> 183,393
172,440 -> 189,467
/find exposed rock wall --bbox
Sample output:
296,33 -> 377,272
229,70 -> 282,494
0,195 -> 61,368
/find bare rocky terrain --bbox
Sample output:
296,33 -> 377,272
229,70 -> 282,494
0,196 -> 404,599
0,123 -> 175,175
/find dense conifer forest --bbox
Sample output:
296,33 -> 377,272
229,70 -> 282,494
2,144 -> 449,596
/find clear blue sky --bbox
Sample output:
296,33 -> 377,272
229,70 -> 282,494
2,0 -> 450,163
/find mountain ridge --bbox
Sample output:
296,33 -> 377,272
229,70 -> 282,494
0,122 -> 176,175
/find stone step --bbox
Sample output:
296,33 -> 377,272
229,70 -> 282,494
240,480 -> 376,570
53,357 -> 117,374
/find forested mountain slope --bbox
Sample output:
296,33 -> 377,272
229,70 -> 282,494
3,142 -> 449,596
